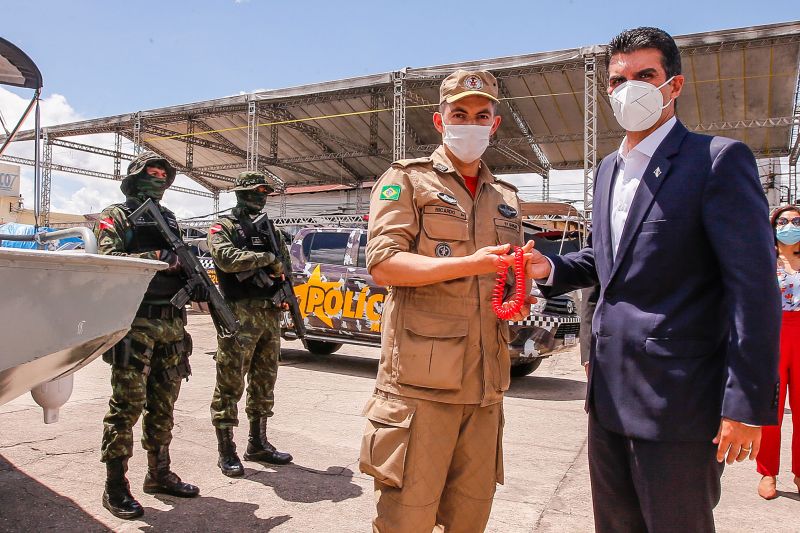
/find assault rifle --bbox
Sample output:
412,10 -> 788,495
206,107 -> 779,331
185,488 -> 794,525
236,212 -> 306,341
130,199 -> 240,338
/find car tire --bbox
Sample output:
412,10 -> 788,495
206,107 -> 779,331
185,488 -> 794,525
305,340 -> 343,355
510,358 -> 543,378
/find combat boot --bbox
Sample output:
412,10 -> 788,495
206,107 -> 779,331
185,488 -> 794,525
215,427 -> 244,477
142,447 -> 200,497
244,418 -> 293,465
102,457 -> 144,519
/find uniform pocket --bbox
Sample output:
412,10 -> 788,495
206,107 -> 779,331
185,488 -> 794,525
495,218 -> 521,245
422,211 -> 469,242
359,395 -> 416,488
396,311 -> 467,390
497,323 -> 511,392
495,407 -> 505,484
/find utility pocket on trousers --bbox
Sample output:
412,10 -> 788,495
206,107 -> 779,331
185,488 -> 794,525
396,311 -> 467,390
496,407 -> 505,484
359,395 -> 416,489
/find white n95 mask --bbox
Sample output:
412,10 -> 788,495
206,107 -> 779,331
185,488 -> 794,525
609,76 -> 675,132
442,123 -> 492,163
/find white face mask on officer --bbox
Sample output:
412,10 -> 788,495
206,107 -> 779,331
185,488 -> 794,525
442,121 -> 492,164
609,76 -> 675,132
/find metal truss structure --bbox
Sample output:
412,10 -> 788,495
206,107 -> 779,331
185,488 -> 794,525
1,21 -> 798,220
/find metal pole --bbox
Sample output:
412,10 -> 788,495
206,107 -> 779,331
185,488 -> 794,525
186,119 -> 194,170
393,71 -> 407,161
33,90 -> 41,229
582,50 -> 599,218
247,100 -> 259,171
41,130 -> 52,227
132,112 -> 142,155
212,189 -> 220,215
113,132 -> 122,178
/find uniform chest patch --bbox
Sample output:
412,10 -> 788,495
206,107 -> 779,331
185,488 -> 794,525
251,237 -> 264,247
437,192 -> 458,205
380,185 -> 401,201
433,162 -> 449,173
435,243 -> 452,257
498,204 -> 518,218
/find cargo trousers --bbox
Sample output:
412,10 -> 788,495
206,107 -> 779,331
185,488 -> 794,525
100,316 -> 190,462
360,392 -> 504,533
210,299 -> 281,428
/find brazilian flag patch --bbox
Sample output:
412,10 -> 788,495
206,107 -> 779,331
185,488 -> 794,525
380,185 -> 401,201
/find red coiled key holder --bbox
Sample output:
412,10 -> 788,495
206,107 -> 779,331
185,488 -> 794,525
492,246 -> 526,320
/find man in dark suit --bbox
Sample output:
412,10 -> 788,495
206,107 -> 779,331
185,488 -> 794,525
525,27 -> 781,532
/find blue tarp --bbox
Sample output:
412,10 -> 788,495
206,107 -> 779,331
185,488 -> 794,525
0,222 -> 81,249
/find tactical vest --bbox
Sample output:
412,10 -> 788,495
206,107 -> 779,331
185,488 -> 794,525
214,214 -> 279,302
117,198 -> 186,301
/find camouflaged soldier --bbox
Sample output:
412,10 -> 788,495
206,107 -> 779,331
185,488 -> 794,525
208,172 -> 293,477
95,152 -> 202,519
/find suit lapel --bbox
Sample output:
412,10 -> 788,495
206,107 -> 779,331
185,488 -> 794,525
593,155 -> 617,284
608,122 -> 688,283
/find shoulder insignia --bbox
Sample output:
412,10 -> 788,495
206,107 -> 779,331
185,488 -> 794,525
391,156 -> 432,169
433,162 -> 450,173
379,184 -> 402,201
97,216 -> 115,231
494,177 -> 519,192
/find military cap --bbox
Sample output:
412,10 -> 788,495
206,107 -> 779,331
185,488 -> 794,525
120,151 -> 176,195
229,171 -> 275,193
439,69 -> 500,104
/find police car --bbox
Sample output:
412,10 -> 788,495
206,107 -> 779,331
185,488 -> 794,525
279,224 -> 581,377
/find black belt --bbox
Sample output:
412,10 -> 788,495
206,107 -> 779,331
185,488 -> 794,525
136,303 -> 187,320
108,338 -> 190,376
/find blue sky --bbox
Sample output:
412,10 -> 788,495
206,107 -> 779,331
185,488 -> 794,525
1,0 -> 797,216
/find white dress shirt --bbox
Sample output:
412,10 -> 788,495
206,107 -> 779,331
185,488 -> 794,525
610,116 -> 677,258
538,116 -> 677,285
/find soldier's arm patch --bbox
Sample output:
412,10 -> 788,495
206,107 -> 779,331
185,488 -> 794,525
379,184 -> 401,201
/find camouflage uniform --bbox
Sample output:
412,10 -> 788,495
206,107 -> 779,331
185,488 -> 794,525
96,152 -> 199,520
208,172 -> 293,476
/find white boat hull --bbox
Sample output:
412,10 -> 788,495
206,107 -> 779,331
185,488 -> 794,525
0,249 -> 166,408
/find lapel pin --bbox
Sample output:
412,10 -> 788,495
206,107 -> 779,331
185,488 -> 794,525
654,167 -> 662,178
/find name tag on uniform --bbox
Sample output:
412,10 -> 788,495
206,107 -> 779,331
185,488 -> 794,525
251,237 -> 264,247
494,218 -> 520,232
424,205 -> 467,220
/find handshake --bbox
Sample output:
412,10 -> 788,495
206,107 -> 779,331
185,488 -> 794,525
471,240 -> 553,322
477,240 -> 553,281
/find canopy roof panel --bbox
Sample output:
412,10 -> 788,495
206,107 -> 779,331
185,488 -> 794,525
0,37 -> 42,89
3,21 -> 798,194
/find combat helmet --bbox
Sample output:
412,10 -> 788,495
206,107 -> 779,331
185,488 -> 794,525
120,151 -> 177,196
229,171 -> 275,194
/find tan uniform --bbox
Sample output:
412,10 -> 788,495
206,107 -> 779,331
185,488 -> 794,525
360,146 -> 523,532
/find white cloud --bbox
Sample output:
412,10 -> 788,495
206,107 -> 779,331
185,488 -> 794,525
1,87 -> 219,220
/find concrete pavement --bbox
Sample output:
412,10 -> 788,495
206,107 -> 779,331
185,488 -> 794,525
1,311 -> 797,532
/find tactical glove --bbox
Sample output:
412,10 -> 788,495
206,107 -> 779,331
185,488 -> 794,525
256,252 -> 276,267
267,259 -> 284,276
158,249 -> 182,274
190,283 -> 210,303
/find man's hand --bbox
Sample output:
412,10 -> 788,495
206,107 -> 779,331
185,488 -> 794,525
157,249 -> 182,274
713,418 -> 761,464
509,240 -> 552,280
520,240 -> 552,280
505,295 -> 538,322
190,283 -> 210,303
584,362 -> 590,378
470,243 -> 511,275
